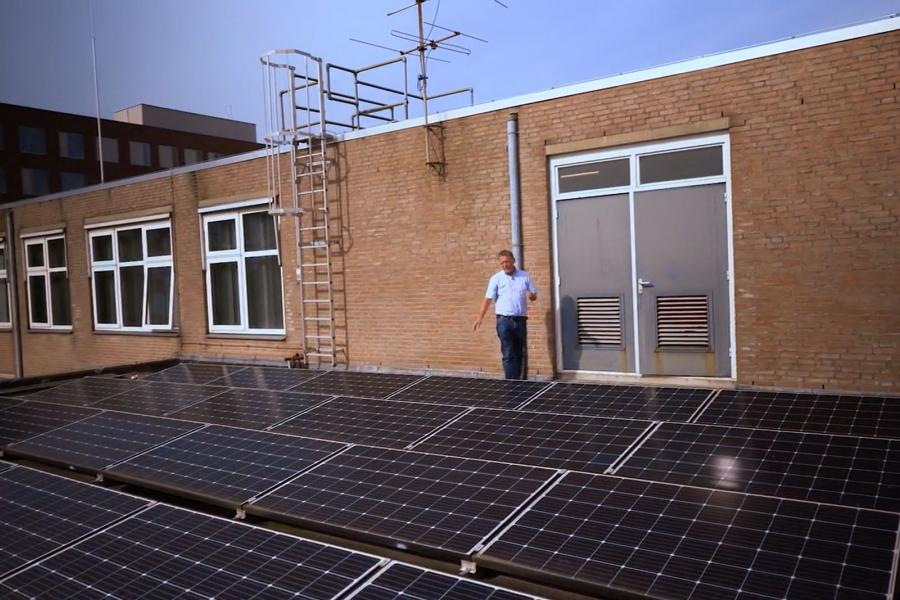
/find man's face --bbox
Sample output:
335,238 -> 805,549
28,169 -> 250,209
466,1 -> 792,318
499,255 -> 515,274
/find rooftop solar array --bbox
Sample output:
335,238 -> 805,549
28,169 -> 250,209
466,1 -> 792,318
347,563 -> 541,600
0,504 -> 385,599
614,421 -> 900,512
412,408 -> 653,473
21,376 -> 146,406
104,425 -> 347,508
4,411 -> 201,474
0,466 -> 149,578
246,446 -> 559,560
168,387 -> 330,430
92,381 -> 227,416
273,396 -> 468,449
0,401 -> 99,447
389,376 -> 552,410
288,370 -> 424,398
697,389 -> 900,438
478,473 -> 900,600
0,396 -> 25,411
521,382 -> 713,422
144,362 -> 247,384
208,365 -> 323,390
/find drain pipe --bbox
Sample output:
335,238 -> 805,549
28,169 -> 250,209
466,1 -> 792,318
4,210 -> 23,378
507,112 -> 523,267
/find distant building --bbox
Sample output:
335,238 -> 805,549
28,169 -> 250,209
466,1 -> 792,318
0,103 -> 262,203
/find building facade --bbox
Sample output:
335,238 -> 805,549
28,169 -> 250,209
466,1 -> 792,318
0,18 -> 897,394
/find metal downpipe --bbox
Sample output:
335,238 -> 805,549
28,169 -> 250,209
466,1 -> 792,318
507,112 -> 522,267
4,210 -> 23,378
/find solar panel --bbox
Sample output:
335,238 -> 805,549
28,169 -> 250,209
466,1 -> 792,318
0,504 -> 385,599
477,473 -> 900,600
0,396 -> 25,411
103,425 -> 347,508
208,365 -> 323,390
4,412 -> 202,474
0,401 -> 100,447
697,389 -> 900,438
412,409 -> 653,473
521,382 -> 713,422
0,466 -> 149,578
21,376 -> 146,406
272,396 -> 468,449
288,370 -> 424,399
167,387 -> 331,430
346,563 -> 541,600
246,446 -> 558,560
389,376 -> 552,410
144,362 -> 247,384
0,461 -> 14,473
614,421 -> 900,512
91,381 -> 227,416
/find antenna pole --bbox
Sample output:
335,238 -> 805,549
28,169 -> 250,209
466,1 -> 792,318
416,0 -> 431,164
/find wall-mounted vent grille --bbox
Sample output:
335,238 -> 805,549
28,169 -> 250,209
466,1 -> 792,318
577,297 -> 622,346
656,295 -> 710,348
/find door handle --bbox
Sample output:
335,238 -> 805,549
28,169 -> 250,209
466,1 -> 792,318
637,278 -> 653,295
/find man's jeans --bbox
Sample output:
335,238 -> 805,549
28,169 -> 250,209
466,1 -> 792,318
496,316 -> 527,380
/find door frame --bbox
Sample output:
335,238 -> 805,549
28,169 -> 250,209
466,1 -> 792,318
550,132 -> 736,379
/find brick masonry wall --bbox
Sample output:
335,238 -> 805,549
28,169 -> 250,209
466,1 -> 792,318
6,30 -> 898,392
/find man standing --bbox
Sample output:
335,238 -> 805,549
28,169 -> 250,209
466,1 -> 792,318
473,250 -> 537,379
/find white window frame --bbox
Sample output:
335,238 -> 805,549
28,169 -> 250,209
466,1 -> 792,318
0,242 -> 11,329
202,208 -> 284,335
88,219 -> 174,332
23,233 -> 72,330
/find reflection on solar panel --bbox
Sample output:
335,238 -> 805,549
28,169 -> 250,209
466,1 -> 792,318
697,389 -> 900,439
288,370 -> 423,399
208,366 -> 322,390
347,563 -> 541,600
390,376 -> 552,410
0,396 -> 25,411
412,409 -> 652,473
92,381 -> 227,416
104,425 -> 346,508
0,466 -> 149,578
4,412 -> 201,474
0,461 -> 11,473
521,382 -> 712,422
145,362 -> 247,384
246,446 -> 558,560
22,376 -> 146,406
0,504 -> 385,599
615,421 -> 900,512
0,401 -> 99,447
168,387 -> 330,430
272,397 -> 467,449
478,473 -> 900,600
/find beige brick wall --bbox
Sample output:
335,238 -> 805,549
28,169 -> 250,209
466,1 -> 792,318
6,29 -> 898,392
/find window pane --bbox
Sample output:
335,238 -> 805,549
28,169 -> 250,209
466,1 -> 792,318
47,238 -> 66,268
27,243 -> 45,268
0,247 -> 6,271
639,146 -> 723,184
146,227 -> 171,257
97,137 -> 119,162
60,171 -> 86,191
92,235 -> 114,262
59,132 -> 84,159
129,141 -> 152,166
0,279 -> 9,323
21,168 -> 49,196
243,212 -> 277,251
120,266 -> 144,327
29,275 -> 48,324
50,271 -> 72,326
19,126 -> 47,155
94,270 -> 117,324
117,228 -> 143,262
184,148 -> 204,164
0,169 -> 6,194
558,158 -> 630,193
246,256 -> 283,330
208,219 -> 236,251
158,145 -> 179,168
146,266 -> 171,326
210,262 -> 240,326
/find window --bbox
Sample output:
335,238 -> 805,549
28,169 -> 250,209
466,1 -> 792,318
639,146 -> 723,184
184,148 -> 204,165
158,145 -> 179,168
97,136 -> 119,162
60,171 -> 86,191
59,131 -> 85,159
558,158 -> 630,194
19,126 -> 46,155
89,220 -> 174,331
203,209 -> 283,334
21,168 -> 49,196
24,234 -> 72,329
0,244 -> 10,328
129,141 -> 152,166
0,169 -> 6,194
208,151 -> 224,161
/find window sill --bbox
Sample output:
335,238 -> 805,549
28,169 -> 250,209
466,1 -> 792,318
28,328 -> 73,335
93,329 -> 180,337
206,333 -> 286,342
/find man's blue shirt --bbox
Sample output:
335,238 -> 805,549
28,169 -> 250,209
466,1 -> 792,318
485,269 -> 536,317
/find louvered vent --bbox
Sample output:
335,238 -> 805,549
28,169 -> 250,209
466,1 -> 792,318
656,295 -> 710,348
577,297 -> 622,346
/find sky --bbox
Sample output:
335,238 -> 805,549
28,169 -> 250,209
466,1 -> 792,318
1,0 -> 898,141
